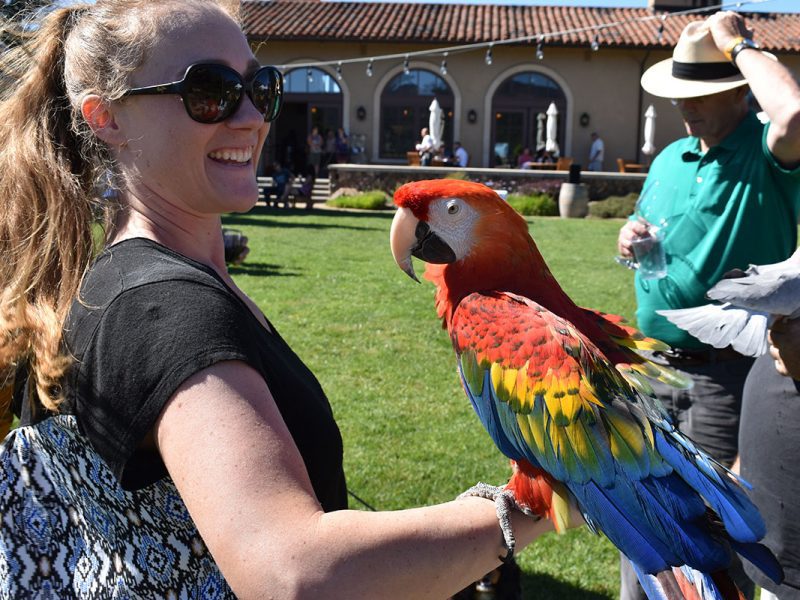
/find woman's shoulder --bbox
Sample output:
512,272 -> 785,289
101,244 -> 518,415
83,238 -> 227,303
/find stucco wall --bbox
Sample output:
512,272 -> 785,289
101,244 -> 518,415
254,39 -> 800,169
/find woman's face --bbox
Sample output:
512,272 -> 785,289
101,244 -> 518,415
114,6 -> 269,216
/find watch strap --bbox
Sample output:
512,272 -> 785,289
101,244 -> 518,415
730,38 -> 761,65
723,36 -> 746,62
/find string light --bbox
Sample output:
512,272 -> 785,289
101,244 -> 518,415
274,0 -> 774,72
335,61 -> 342,80
440,52 -> 448,76
591,33 -> 600,52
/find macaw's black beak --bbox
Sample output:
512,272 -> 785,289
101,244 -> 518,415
411,221 -> 457,264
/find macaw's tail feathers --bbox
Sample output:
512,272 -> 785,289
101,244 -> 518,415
633,563 -> 744,600
729,540 -> 784,585
657,305 -> 769,358
505,459 -> 573,533
617,360 -> 694,395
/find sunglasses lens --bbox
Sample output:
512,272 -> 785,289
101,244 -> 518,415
184,64 -> 243,123
251,67 -> 283,122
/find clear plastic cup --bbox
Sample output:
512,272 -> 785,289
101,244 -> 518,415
631,228 -> 666,279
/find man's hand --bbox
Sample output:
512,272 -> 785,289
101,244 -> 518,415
617,219 -> 650,259
706,11 -> 752,54
768,316 -> 800,379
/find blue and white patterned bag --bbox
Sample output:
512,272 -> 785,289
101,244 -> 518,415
0,416 -> 235,599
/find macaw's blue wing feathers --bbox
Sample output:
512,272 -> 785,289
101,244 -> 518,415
653,430 -> 765,543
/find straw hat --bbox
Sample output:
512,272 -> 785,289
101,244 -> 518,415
641,20 -> 770,99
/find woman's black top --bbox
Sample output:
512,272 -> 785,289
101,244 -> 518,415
18,238 -> 347,511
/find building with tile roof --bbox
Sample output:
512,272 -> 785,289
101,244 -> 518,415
243,0 -> 800,171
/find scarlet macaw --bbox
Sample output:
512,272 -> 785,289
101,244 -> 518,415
390,179 -> 781,599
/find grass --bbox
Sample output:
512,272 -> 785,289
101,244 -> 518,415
222,206 -> 637,599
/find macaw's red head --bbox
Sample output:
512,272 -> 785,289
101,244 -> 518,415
390,179 -> 532,283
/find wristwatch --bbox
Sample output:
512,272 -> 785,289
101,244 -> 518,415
723,36 -> 761,64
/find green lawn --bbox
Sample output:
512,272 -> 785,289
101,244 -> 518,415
223,207 -> 637,599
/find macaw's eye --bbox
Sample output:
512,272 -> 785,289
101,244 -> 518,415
446,200 -> 460,215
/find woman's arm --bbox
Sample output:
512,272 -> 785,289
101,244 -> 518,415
156,360 -> 555,600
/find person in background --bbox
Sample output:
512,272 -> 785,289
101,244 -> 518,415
323,128 -> 336,174
616,11 -> 800,600
334,126 -> 350,164
416,127 -> 435,166
735,316 -> 800,600
0,1 -> 567,597
453,141 -> 469,168
587,132 -> 604,171
517,147 -> 533,168
262,160 -> 293,208
306,125 -> 323,177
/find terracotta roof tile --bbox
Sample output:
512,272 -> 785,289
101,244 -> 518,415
242,0 -> 800,53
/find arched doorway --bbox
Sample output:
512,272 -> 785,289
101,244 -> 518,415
265,67 -> 343,175
490,71 -> 567,167
379,69 -> 454,160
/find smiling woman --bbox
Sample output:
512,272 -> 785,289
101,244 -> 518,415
0,1 -> 564,599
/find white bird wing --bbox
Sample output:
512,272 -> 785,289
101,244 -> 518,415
657,304 -> 771,357
707,253 -> 800,317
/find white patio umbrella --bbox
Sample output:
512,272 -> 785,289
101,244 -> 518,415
535,112 -> 546,150
545,102 -> 559,155
429,98 -> 444,153
642,104 -> 657,156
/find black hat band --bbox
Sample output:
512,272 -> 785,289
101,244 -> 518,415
672,60 -> 740,81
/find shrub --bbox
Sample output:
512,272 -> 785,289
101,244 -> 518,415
506,193 -> 558,216
327,190 -> 390,210
587,193 -> 638,219
443,171 -> 468,180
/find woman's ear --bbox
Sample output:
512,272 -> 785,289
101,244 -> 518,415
81,95 -> 125,146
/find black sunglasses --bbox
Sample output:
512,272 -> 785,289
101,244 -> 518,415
122,62 -> 283,124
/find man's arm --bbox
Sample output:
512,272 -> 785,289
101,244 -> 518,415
708,11 -> 800,168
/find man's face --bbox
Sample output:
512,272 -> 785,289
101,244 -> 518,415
673,87 -> 746,145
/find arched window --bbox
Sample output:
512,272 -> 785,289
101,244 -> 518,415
264,67 -> 344,175
491,72 -> 567,167
380,69 -> 454,160
284,67 -> 342,94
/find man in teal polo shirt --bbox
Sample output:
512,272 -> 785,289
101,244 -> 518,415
617,11 -> 800,600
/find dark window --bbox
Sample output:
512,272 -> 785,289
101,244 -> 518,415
491,72 -> 567,167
